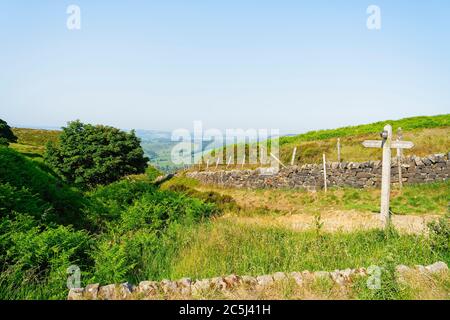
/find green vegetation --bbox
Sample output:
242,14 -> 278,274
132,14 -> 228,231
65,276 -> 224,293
10,127 -> 60,157
280,114 -> 450,145
167,176 -> 450,216
44,120 -> 149,189
201,114 -> 450,168
0,147 -> 219,299
0,119 -> 18,146
131,219 -> 449,282
1,117 -> 448,300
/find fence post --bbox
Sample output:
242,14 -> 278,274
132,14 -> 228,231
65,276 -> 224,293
397,127 -> 403,189
337,138 -> 341,163
291,147 -> 297,166
323,153 -> 327,192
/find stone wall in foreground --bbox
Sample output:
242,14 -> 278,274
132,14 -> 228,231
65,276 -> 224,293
186,153 -> 449,189
68,262 -> 448,300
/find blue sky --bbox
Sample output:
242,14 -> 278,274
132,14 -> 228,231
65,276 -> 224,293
0,1 -> 449,134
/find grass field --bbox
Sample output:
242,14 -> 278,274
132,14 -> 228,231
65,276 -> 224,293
163,177 -> 449,217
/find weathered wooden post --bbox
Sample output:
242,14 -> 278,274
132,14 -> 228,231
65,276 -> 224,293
380,125 -> 392,227
397,127 -> 403,189
226,155 -> 232,169
362,125 -> 414,229
215,157 -> 220,170
322,153 -> 327,192
270,152 -> 287,169
291,147 -> 297,166
241,154 -> 246,169
206,159 -> 210,170
337,138 -> 341,163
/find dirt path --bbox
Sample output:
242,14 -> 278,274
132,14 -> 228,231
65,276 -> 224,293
222,210 -> 440,234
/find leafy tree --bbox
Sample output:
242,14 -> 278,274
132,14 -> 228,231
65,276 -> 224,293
0,119 -> 18,146
44,120 -> 148,188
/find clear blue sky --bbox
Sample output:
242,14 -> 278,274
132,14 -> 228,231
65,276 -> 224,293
1,1 -> 449,133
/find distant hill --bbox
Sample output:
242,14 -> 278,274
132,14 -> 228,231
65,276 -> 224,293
10,114 -> 450,170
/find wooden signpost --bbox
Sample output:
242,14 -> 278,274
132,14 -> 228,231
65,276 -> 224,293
362,124 -> 414,229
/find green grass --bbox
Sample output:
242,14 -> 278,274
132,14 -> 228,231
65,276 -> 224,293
12,128 -> 60,147
200,114 -> 450,167
279,114 -> 450,145
138,219 -> 449,282
168,177 -> 450,216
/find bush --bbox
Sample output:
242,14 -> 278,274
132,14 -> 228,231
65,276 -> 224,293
44,120 -> 149,189
0,214 -> 92,299
167,184 -> 238,212
119,190 -> 217,232
87,180 -> 158,224
428,215 -> 450,253
0,119 -> 17,146
146,165 -> 162,182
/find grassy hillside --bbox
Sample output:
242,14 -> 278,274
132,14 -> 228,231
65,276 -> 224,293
279,114 -> 450,164
10,128 -> 60,157
281,114 -> 450,145
201,114 -> 450,168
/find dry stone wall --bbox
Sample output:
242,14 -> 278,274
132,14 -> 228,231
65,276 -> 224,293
186,153 -> 449,189
68,261 -> 448,300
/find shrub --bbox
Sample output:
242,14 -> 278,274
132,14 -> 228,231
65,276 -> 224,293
120,190 -> 217,232
146,165 -> 162,182
44,120 -> 149,189
87,180 -> 158,223
0,214 -> 92,299
428,215 -> 450,253
167,184 -> 238,212
0,119 -> 18,146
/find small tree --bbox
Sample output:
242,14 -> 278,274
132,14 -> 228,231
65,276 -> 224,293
0,119 -> 18,146
45,120 -> 149,188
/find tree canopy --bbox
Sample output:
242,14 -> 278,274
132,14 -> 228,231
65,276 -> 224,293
44,120 -> 148,188
0,119 -> 18,146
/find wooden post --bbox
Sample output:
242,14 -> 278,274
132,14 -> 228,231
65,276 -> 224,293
322,153 -> 327,192
215,157 -> 220,170
337,138 -> 341,163
397,127 -> 403,189
206,159 -> 210,170
291,147 -> 297,166
362,125 -> 413,229
241,154 -> 246,169
226,156 -> 232,169
270,153 -> 287,169
380,124 -> 392,228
